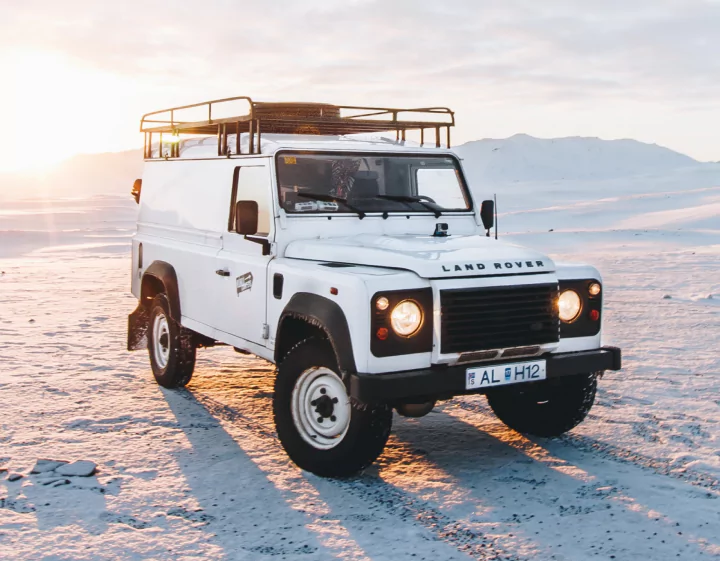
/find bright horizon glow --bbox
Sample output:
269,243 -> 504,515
1,2 -> 718,174
0,50 -> 145,173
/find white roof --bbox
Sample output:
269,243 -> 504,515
149,133 -> 458,159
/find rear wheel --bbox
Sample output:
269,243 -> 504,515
273,338 -> 392,477
147,294 -> 196,388
486,373 -> 598,437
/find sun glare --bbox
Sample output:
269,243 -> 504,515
0,51 -> 141,174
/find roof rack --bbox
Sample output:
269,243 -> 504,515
140,96 -> 455,158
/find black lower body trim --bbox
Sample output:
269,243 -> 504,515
349,346 -> 621,403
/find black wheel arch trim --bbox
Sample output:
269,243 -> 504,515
129,261 -> 182,352
142,261 -> 182,322
276,292 -> 357,375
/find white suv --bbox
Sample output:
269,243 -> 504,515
128,97 -> 621,477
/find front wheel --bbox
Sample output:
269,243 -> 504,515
147,294 -> 196,388
486,373 -> 599,437
273,338 -> 392,477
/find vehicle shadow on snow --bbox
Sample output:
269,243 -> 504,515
159,379 -> 718,560
161,388 -> 335,559
382,406 -> 718,558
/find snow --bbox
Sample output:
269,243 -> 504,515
1,138 -> 720,560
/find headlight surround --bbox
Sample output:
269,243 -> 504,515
390,300 -> 423,336
558,289 -> 582,323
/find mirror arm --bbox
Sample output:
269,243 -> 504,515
244,235 -> 271,256
494,193 -> 498,240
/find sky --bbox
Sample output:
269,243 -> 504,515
1,0 -> 719,173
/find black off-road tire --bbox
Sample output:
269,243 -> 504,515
486,373 -> 599,437
273,338 -> 392,477
147,294 -> 196,388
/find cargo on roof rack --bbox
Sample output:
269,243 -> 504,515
140,96 -> 455,158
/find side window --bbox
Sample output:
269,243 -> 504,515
229,166 -> 272,235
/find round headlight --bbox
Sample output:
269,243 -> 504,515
390,300 -> 423,336
588,282 -> 601,297
558,290 -> 582,322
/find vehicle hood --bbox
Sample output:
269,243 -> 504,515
285,234 -> 555,279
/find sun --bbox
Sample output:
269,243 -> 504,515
0,50 -> 142,174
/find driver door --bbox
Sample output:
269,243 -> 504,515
214,164 -> 274,346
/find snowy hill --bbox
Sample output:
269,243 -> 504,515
454,134 -> 701,185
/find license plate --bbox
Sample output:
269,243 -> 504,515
466,359 -> 546,390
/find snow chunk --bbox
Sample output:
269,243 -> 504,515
56,460 -> 97,477
31,459 -> 68,474
7,473 -> 23,482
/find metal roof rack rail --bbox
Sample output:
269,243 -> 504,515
140,96 -> 455,159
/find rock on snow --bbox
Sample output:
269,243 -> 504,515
55,460 -> 97,477
31,459 -> 68,474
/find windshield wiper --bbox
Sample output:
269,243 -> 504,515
375,194 -> 442,218
296,192 -> 366,219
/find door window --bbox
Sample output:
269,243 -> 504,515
229,166 -> 272,235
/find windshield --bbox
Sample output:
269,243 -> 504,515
276,152 -> 472,215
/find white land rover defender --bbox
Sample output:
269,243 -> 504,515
128,97 -> 621,477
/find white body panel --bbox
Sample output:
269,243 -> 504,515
285,233 -> 554,279
131,134 -> 606,375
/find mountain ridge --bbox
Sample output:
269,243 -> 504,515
0,135 -> 714,201
454,134 -> 700,185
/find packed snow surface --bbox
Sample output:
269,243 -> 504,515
1,144 -> 719,560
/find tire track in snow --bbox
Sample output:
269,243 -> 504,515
557,434 -> 719,492
181,389 -> 525,561
451,400 -> 719,493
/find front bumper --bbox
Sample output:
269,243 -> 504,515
349,346 -> 621,403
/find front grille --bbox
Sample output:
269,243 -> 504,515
440,283 -> 559,354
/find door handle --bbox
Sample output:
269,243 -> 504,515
215,269 -> 230,277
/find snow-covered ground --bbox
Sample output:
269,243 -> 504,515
1,163 -> 719,560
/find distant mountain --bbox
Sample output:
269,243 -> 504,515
0,135 -> 710,202
454,134 -> 700,185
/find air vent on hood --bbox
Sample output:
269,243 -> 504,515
319,263 -> 356,268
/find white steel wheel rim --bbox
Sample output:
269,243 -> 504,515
291,367 -> 351,450
153,313 -> 171,369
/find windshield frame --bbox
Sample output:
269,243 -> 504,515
274,149 -> 474,216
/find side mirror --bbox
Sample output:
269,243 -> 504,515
131,179 -> 142,204
480,199 -> 494,233
235,200 -> 258,235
